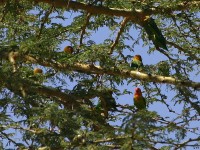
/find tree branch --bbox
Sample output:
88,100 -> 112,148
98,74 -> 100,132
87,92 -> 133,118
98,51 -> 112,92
166,41 -> 200,64
145,1 -> 200,15
0,67 -> 117,109
24,55 -> 200,89
176,87 -> 200,115
1,51 -> 200,89
80,13 -> 92,46
93,135 -> 131,143
0,1 -> 199,23
26,0 -> 200,19
35,59 -> 200,89
110,17 -> 130,54
33,0 -> 141,18
0,131 -> 18,146
37,5 -> 54,38
0,74 -> 80,108
174,136 -> 200,150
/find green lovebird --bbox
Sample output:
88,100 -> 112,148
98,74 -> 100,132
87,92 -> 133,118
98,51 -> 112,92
131,55 -> 143,70
96,91 -> 117,118
142,16 -> 168,51
134,88 -> 146,110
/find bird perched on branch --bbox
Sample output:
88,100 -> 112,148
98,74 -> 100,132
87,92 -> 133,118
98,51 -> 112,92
141,16 -> 168,51
33,68 -> 43,75
64,46 -> 73,54
134,88 -> 146,110
131,55 -> 143,70
96,91 -> 117,118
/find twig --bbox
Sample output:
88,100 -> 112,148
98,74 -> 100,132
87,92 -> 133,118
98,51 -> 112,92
0,131 -> 18,146
174,136 -> 200,150
80,13 -> 92,45
110,17 -> 130,54
166,41 -> 200,64
37,5 -> 54,38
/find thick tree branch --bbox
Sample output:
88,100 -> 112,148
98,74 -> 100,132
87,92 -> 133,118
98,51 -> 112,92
1,51 -> 200,89
42,62 -> 200,90
0,67 -> 116,109
24,54 -> 200,89
1,0 -> 195,26
0,74 -> 80,108
27,0 -> 200,19
34,0 -> 141,18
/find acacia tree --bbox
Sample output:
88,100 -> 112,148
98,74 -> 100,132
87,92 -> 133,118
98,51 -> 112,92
0,0 -> 199,149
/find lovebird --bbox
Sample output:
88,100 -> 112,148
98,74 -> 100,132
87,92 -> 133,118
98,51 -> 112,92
64,46 -> 73,54
131,55 -> 143,70
96,91 -> 117,118
142,16 -> 168,51
134,88 -> 146,110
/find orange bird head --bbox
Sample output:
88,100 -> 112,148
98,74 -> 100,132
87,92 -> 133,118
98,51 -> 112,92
133,55 -> 142,61
64,46 -> 73,54
134,87 -> 142,96
34,68 -> 43,75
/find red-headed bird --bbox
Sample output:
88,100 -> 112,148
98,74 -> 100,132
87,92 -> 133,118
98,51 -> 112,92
134,88 -> 146,110
131,55 -> 143,70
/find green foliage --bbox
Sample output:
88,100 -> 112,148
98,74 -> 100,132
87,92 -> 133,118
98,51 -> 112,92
0,0 -> 199,149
